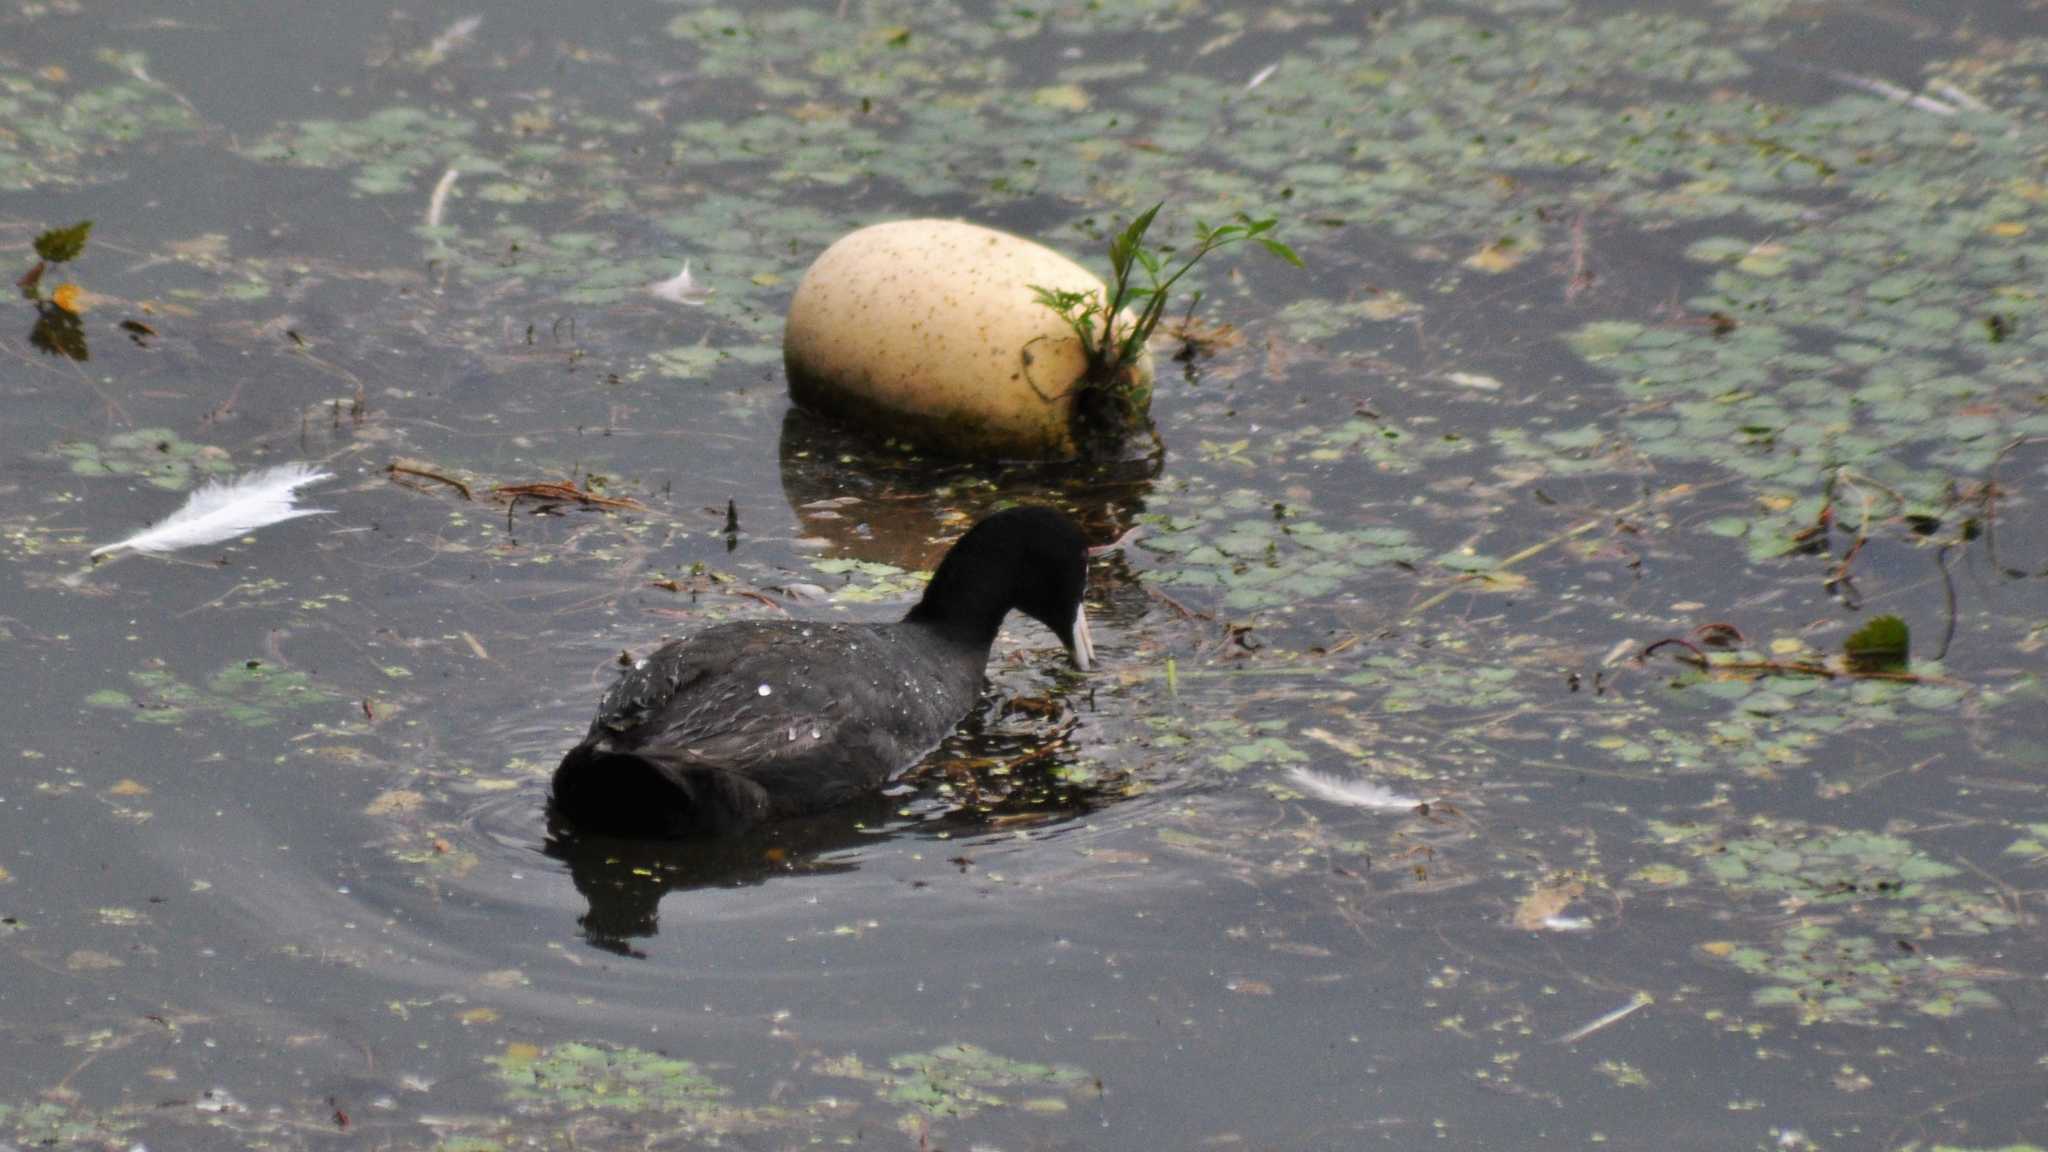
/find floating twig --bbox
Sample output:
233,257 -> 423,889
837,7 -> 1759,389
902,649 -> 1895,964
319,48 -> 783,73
491,481 -> 645,511
1640,638 -> 1954,684
386,460 -> 473,501
1406,483 -> 1702,619
726,587 -> 784,611
1554,991 -> 1653,1045
648,577 -> 789,613
1641,637 -> 1713,666
1934,545 -> 1958,662
1692,622 -> 1745,648
1985,435 -> 2047,577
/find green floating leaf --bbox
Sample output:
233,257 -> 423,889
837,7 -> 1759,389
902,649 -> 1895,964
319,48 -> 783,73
1844,615 -> 1909,672
1567,321 -> 1642,359
33,220 -> 93,263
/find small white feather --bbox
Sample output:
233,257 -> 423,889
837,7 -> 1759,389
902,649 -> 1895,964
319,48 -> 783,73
649,260 -> 711,306
424,14 -> 483,64
425,166 -> 460,229
1285,767 -> 1419,811
92,463 -> 335,558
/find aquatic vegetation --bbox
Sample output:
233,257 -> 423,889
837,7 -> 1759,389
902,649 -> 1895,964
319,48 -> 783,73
1348,656 -> 1524,714
55,429 -> 235,490
1645,814 -> 2021,1023
241,106 -> 479,197
0,1098 -> 135,1147
1033,204 -> 1299,454
490,1041 -> 726,1115
808,555 -> 930,605
16,219 -> 92,322
1653,818 -> 2018,937
1843,614 -> 1910,672
1618,661 -> 1974,779
822,1043 -> 1092,1119
84,659 -> 336,728
0,52 -> 199,189
1139,492 -> 1425,611
1145,714 -> 1310,779
1704,924 -> 2005,1025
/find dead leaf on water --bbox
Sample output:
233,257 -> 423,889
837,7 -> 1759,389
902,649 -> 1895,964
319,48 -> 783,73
365,789 -> 425,817
1463,240 -> 1528,273
1511,878 -> 1585,931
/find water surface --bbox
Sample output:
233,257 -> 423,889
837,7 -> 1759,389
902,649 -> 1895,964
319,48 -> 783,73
3,0 -> 2047,1147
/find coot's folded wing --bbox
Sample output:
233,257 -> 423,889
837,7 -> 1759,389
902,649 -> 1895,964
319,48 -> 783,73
586,622 -> 977,817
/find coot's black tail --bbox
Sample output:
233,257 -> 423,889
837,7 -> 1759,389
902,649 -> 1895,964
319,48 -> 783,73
550,743 -> 772,837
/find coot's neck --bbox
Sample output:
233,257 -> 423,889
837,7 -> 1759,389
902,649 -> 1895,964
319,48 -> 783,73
902,548 -> 1018,653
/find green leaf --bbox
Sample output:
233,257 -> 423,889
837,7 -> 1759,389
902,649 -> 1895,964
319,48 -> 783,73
33,221 -> 93,263
1258,237 -> 1305,267
1110,203 -> 1161,275
1844,615 -> 1909,672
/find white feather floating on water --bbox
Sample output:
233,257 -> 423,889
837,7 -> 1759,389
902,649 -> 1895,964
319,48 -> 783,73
1826,69 -> 1958,116
424,14 -> 483,64
91,463 -> 334,559
1928,80 -> 1989,114
425,167 -> 460,229
1285,767 -> 1420,812
649,260 -> 712,306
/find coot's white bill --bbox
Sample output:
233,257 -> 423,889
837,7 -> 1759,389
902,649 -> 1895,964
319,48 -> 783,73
1070,604 -> 1094,671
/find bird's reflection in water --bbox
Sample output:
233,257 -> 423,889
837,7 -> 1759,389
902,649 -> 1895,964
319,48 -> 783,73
543,795 -> 898,957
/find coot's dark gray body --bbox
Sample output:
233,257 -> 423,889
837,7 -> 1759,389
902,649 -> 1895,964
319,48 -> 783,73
551,507 -> 1093,837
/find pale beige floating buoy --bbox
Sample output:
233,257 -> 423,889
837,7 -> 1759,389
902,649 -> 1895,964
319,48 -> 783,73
783,219 -> 1154,460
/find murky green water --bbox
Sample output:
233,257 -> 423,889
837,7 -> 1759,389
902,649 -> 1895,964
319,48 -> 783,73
3,0 -> 2046,1147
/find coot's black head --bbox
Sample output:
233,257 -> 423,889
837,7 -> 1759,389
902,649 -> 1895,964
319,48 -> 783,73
905,505 -> 1094,669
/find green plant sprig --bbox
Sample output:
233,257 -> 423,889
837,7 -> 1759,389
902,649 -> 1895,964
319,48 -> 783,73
18,219 -> 92,298
1030,203 -> 1300,446
1035,203 -> 1300,382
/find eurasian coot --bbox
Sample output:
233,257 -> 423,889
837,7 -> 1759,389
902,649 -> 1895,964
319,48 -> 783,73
551,506 -> 1094,836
